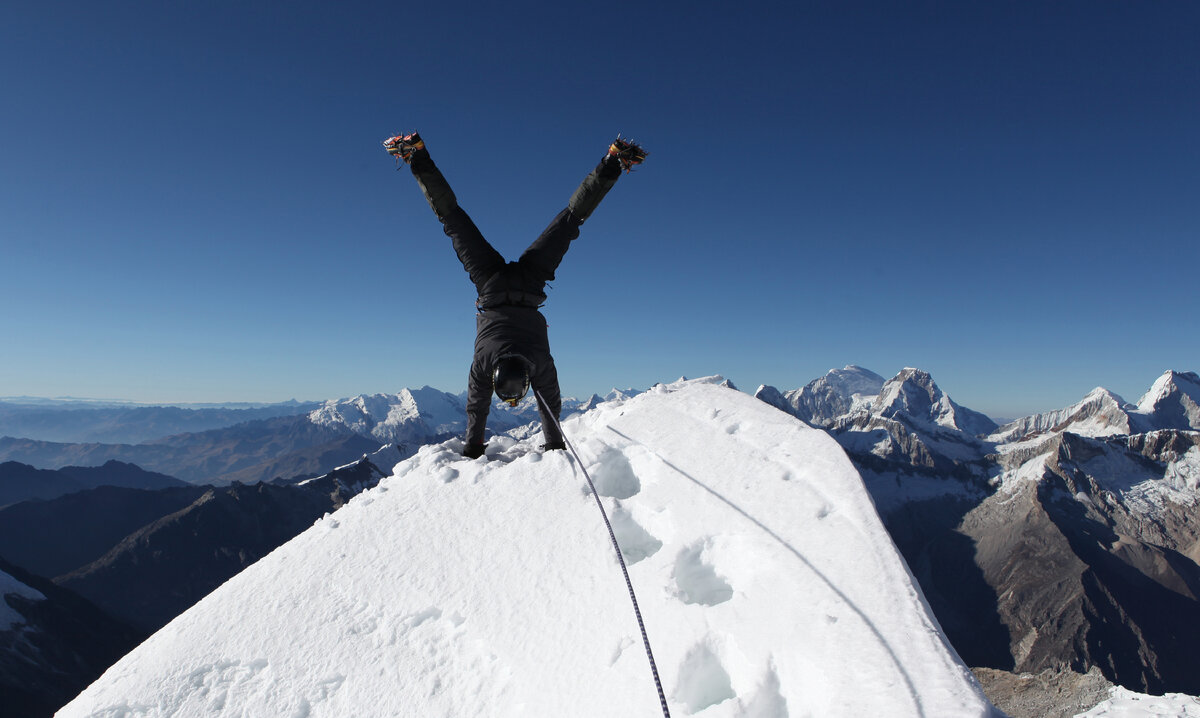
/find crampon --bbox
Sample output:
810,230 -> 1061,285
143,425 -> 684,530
608,136 -> 647,172
382,132 -> 425,165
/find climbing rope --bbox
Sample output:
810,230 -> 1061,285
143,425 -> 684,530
535,390 -> 672,718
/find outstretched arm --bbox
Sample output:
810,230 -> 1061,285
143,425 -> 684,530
464,357 -> 493,449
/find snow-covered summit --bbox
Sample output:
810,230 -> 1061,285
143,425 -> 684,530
1135,370 -> 1200,432
58,378 -> 998,718
757,365 -> 885,427
871,368 -> 998,437
308,387 -> 467,443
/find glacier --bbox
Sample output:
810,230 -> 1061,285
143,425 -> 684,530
57,378 -> 999,717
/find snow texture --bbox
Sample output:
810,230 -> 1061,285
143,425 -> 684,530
58,378 -> 997,718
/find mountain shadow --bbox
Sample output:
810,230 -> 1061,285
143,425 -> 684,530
879,491 -> 1014,670
0,484 -> 209,578
1,557 -> 144,718
57,480 -> 361,633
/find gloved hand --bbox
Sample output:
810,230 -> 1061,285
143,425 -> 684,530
541,441 -> 566,451
462,442 -> 487,459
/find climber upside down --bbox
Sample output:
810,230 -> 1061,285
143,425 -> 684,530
384,132 -> 646,458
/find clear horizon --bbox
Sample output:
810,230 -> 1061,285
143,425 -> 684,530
3,1 -> 1197,422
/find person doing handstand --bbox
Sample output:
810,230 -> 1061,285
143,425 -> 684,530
384,132 -> 646,459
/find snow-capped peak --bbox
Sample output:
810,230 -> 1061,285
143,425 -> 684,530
308,387 -> 468,443
764,365 -> 886,426
872,368 -> 997,437
989,386 -> 1136,443
817,365 -> 889,399
991,370 -> 1200,443
1135,370 -> 1200,431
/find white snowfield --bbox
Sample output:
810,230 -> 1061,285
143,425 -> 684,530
58,378 -> 999,718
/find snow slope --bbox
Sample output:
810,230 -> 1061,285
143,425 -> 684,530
1077,686 -> 1200,717
58,379 -> 998,718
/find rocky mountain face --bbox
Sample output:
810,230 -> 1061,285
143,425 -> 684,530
0,449 -> 397,716
1135,370 -> 1200,432
757,367 -> 1200,697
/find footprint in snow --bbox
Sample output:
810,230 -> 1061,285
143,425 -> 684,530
588,445 -> 641,499
672,541 -> 733,606
673,643 -> 735,714
610,506 -> 663,564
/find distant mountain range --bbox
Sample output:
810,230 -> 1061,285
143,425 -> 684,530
0,399 -> 320,444
0,388 -> 610,487
0,460 -> 187,508
756,366 -> 1200,697
0,416 -> 382,486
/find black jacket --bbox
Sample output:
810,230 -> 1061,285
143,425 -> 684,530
451,208 -> 581,446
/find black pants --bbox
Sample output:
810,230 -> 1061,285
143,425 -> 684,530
442,205 -> 579,293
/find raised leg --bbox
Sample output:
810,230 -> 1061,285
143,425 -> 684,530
517,209 -> 582,284
405,148 -> 505,289
516,152 -> 624,283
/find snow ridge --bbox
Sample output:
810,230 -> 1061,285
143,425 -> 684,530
989,387 -> 1136,442
58,378 -> 997,718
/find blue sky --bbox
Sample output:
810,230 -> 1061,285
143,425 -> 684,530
2,0 -> 1197,418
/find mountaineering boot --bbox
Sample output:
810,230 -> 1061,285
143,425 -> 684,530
382,132 -> 425,163
383,131 -> 458,221
567,136 -> 646,224
607,136 -> 647,172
